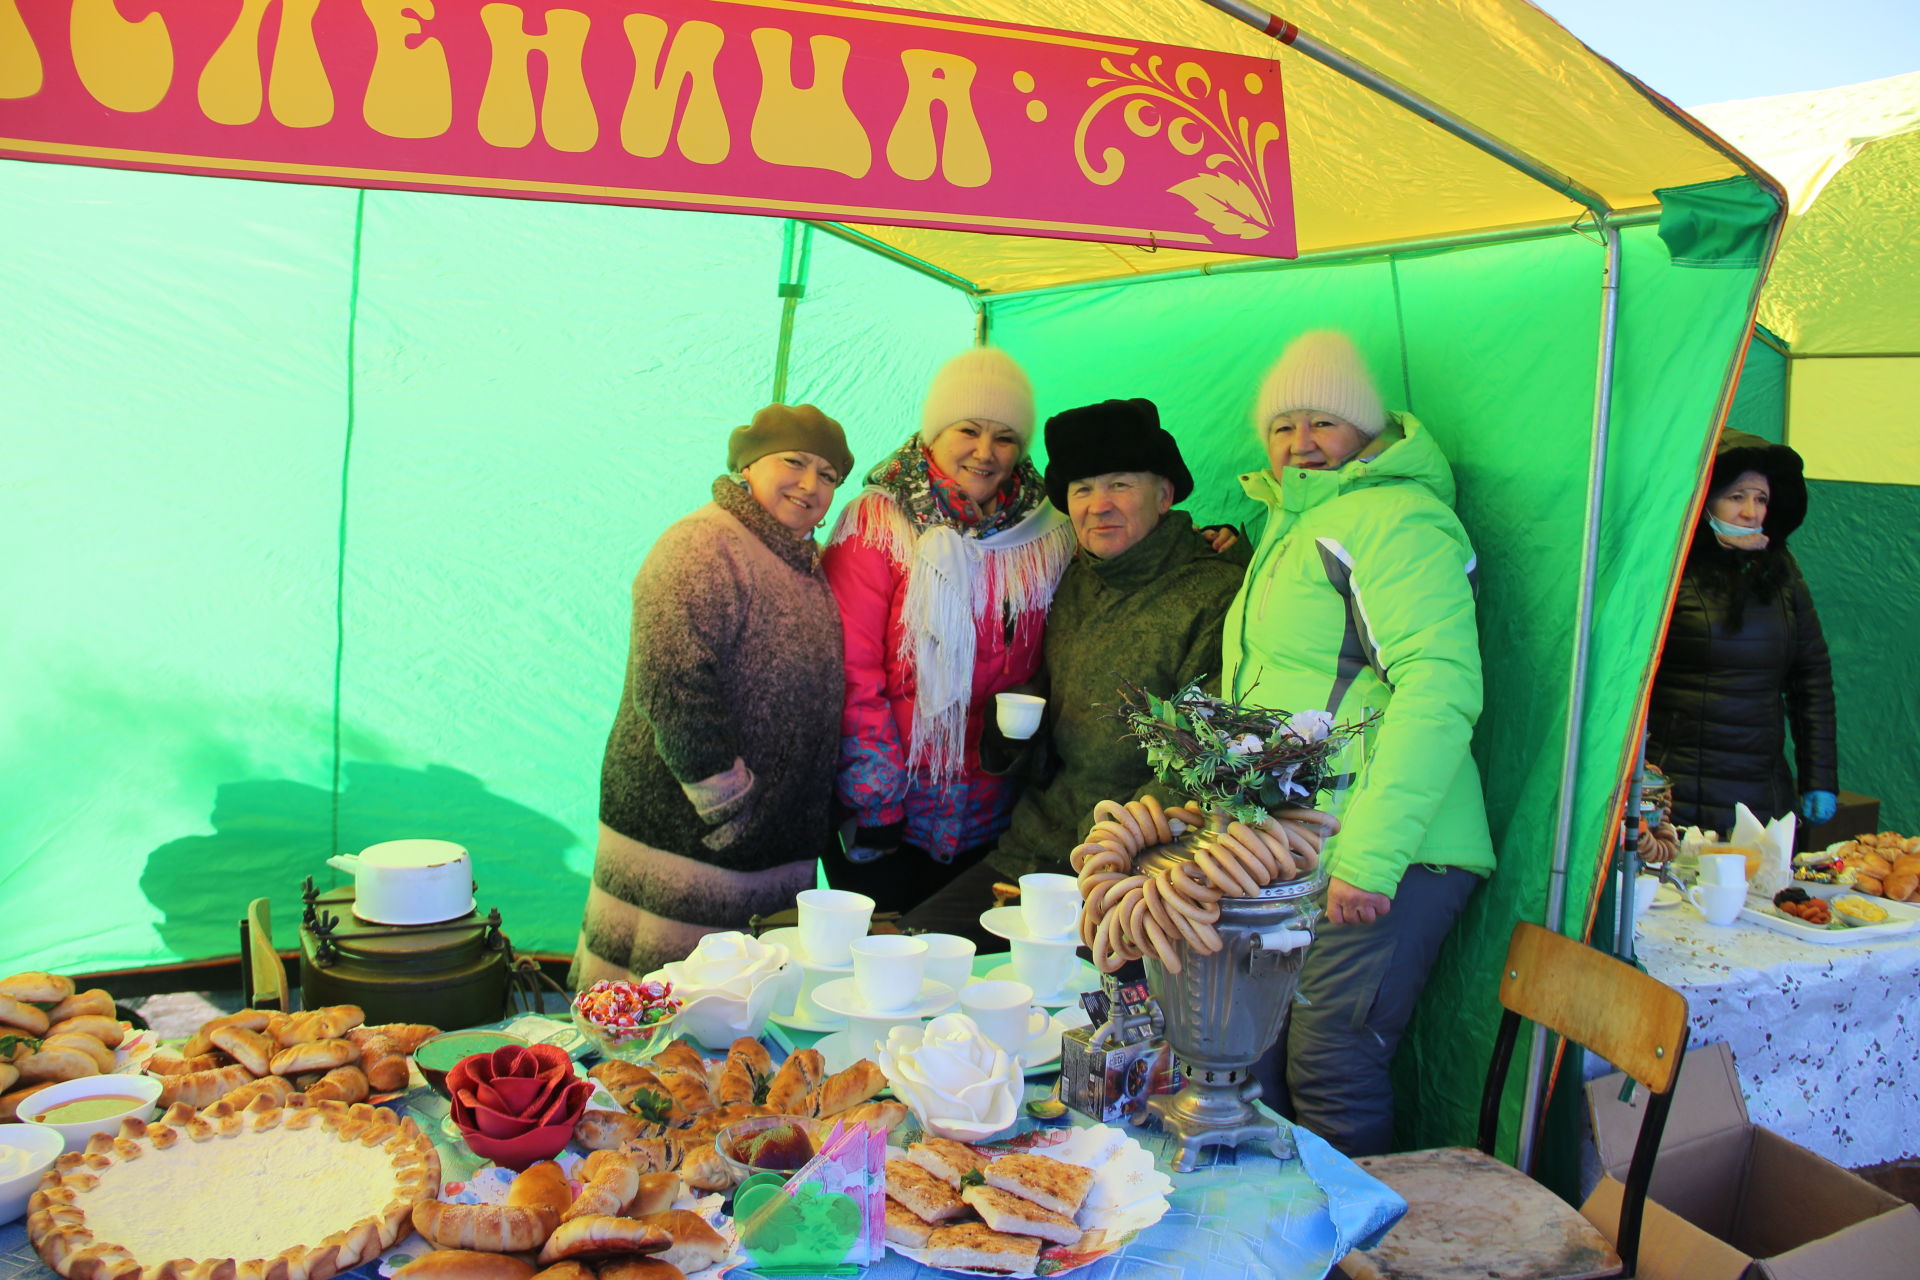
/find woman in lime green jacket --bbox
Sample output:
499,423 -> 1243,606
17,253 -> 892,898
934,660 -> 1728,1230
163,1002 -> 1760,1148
1226,331 -> 1494,1156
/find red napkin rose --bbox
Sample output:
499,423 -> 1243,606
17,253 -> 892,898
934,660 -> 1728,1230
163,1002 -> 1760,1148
446,1042 -> 591,1169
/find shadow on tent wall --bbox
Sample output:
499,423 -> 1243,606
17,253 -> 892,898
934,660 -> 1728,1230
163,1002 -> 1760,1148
138,760 -> 589,964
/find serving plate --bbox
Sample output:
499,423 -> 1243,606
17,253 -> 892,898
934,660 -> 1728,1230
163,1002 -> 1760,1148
1739,886 -> 1920,945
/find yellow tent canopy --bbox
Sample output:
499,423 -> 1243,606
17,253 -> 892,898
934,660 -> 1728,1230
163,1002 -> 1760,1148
1695,71 -> 1920,485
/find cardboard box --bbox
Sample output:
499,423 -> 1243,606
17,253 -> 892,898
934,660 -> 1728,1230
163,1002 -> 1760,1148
1058,1026 -> 1180,1123
1583,1041 -> 1920,1280
1801,789 -> 1880,850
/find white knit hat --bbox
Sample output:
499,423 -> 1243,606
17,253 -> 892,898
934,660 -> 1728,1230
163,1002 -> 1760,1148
919,346 -> 1036,453
1254,331 -> 1387,438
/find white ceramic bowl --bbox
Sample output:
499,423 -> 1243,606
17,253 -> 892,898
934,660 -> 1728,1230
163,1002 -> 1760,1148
18,1073 -> 164,1152
0,1123 -> 64,1225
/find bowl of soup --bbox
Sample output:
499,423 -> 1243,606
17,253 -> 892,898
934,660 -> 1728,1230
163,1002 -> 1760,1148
1,1123 -> 65,1225
24,1073 -> 163,1152
413,1030 -> 528,1098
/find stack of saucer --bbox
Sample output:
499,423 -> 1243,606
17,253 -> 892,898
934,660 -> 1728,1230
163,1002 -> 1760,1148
809,934 -> 977,1071
979,872 -> 1098,1007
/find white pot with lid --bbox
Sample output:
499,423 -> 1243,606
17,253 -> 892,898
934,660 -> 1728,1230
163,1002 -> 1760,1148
326,839 -> 475,925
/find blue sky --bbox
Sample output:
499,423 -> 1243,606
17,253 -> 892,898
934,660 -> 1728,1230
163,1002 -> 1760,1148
1537,0 -> 1920,106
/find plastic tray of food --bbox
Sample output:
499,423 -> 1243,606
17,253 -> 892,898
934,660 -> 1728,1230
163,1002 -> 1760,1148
1739,885 -> 1920,945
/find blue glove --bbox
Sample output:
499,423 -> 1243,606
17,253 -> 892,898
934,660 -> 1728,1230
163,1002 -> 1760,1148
1800,790 -> 1838,825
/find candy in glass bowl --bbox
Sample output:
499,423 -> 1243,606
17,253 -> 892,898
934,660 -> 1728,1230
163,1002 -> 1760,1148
571,978 -> 684,1062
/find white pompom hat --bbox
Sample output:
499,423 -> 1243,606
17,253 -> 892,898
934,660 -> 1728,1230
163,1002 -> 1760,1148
919,346 -> 1036,453
1253,330 -> 1387,438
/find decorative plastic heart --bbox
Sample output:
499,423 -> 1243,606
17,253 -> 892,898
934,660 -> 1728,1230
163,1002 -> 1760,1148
736,1175 -> 861,1270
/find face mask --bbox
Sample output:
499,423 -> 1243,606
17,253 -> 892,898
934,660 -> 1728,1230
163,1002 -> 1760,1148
1707,514 -> 1763,540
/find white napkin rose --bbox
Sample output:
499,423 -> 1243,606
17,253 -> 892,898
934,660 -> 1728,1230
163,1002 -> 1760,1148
880,1014 -> 1021,1143
648,931 -> 796,1049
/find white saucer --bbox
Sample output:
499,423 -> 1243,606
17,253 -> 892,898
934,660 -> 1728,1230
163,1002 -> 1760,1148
767,1007 -> 843,1034
978,905 -> 1080,947
981,960 -> 1099,1008
809,976 -> 959,1022
815,1009 -> 1087,1078
1649,883 -> 1684,909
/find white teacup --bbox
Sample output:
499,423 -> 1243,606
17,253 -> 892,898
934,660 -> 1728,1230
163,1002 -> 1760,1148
797,888 -> 874,966
960,979 -> 1048,1054
1695,853 -> 1747,888
850,934 -> 928,1012
1632,874 -> 1660,922
1687,881 -> 1746,926
995,692 -> 1046,740
1018,873 -> 1081,939
1010,938 -> 1077,995
917,933 -> 976,993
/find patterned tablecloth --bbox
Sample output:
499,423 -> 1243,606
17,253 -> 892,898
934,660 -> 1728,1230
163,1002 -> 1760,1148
2,1028 -> 1405,1280
1631,903 -> 1920,1167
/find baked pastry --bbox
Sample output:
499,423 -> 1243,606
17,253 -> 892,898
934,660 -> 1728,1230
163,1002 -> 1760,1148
905,1137 -> 988,1187
147,1052 -> 225,1077
921,1221 -> 1042,1274
220,1074 -> 296,1110
412,1199 -> 556,1253
883,1201 -> 935,1249
651,1040 -> 706,1076
270,1038 -> 358,1077
17,1046 -> 99,1085
394,1250 -> 536,1280
727,1037 -> 773,1080
563,1151 -> 639,1221
303,1067 -> 371,1106
572,1109 -> 658,1151
807,1060 -> 885,1117
0,993 -> 51,1036
650,1067 -> 713,1117
982,1152 -> 1095,1216
0,971 -> 75,1004
348,1023 -> 441,1054
595,1261 -> 686,1280
535,1215 -> 673,1264
884,1159 -> 968,1224
158,1063 -> 256,1110
49,988 -> 116,1024
961,1184 -> 1082,1246
2,1081 -> 56,1121
212,1026 -> 276,1076
678,1144 -> 735,1193
528,1264 -> 595,1280
765,1049 -> 823,1114
827,1100 -> 907,1134
28,1098 -> 439,1280
182,1010 -> 272,1058
713,1057 -> 756,1107
355,1035 -> 412,1093
0,1062 -> 17,1095
42,1034 -> 113,1074
630,1172 -> 682,1218
49,1015 -> 125,1049
630,1210 -> 727,1273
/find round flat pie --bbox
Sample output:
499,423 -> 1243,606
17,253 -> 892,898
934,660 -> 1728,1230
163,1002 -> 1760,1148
28,1096 -> 440,1280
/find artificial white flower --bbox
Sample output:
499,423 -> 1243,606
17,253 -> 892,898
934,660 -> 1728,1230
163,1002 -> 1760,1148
1284,709 -> 1335,745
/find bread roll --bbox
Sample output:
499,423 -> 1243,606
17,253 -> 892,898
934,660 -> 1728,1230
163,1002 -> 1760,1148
808,1060 -> 885,1117
220,1074 -> 296,1110
630,1172 -> 682,1218
212,1025 -> 276,1076
158,1062 -> 256,1109
726,1036 -> 773,1081
270,1038 -> 357,1076
0,1063 -> 16,1094
357,1033 -> 412,1093
42,1033 -> 114,1073
528,1264 -> 596,1280
508,1161 -> 574,1219
17,1046 -> 99,1084
48,1014 -> 125,1049
766,1048 -> 824,1115
831,1099 -> 909,1133
147,1051 -> 224,1076
0,994 -> 51,1037
713,1057 -> 756,1107
573,1108 -> 656,1150
596,1259 -> 687,1280
1863,852 -> 1895,877
0,1081 -> 56,1121
1856,873 -> 1886,896
183,1010 -> 271,1057
1885,871 -> 1918,902
631,1210 -> 728,1273
412,1199 -> 558,1253
49,988 -> 116,1023
0,971 -> 74,1004
535,1215 -> 673,1265
651,1067 -> 713,1117
350,1022 -> 441,1054
1893,854 -> 1920,878
275,1005 -> 366,1046
678,1143 -> 736,1192
651,1039 -> 706,1076
393,1250 -> 536,1280
303,1065 -> 370,1104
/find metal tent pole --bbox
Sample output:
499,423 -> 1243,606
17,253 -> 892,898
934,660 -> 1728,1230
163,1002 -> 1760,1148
1192,0 -> 1622,1172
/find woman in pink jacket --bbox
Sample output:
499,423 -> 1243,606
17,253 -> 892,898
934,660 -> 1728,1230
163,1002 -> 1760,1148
821,347 -> 1075,913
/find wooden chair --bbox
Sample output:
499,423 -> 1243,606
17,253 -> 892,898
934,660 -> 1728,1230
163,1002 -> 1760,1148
1337,921 -> 1689,1280
238,897 -> 291,1012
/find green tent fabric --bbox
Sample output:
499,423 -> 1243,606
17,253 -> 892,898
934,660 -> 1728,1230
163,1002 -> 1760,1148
0,1 -> 1781,1156
1693,74 -> 1920,831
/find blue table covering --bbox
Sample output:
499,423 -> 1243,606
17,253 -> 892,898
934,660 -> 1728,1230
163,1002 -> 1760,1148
2,1001 -> 1404,1280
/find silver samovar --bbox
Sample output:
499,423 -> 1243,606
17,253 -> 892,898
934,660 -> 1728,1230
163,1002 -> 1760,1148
1137,822 -> 1324,1172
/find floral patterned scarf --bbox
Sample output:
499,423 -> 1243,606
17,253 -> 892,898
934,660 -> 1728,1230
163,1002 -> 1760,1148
862,434 -> 1049,538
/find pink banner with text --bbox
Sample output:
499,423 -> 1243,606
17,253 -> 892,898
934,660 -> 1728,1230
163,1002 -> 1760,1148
0,0 -> 1294,257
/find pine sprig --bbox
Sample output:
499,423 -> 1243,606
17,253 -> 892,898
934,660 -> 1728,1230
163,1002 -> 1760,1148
1112,677 -> 1376,824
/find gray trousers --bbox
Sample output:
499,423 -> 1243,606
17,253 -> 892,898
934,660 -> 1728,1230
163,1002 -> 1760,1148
1254,864 -> 1481,1157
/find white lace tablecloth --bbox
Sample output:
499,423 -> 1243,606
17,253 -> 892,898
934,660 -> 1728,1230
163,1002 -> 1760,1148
1631,904 -> 1920,1167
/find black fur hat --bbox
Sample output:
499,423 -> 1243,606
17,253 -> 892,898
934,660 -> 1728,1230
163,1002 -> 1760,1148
1043,398 -> 1194,510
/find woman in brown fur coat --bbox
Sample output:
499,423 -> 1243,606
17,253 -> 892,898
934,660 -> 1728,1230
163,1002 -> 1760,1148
571,405 -> 853,983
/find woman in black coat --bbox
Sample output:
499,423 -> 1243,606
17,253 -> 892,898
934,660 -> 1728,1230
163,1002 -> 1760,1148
1647,431 -> 1838,836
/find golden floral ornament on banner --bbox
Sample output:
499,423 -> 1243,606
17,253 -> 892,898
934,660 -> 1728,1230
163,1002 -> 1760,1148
1075,56 -> 1283,241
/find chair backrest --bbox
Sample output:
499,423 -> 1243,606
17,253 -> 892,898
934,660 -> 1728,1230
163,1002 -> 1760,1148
239,897 -> 290,1012
1478,920 -> 1689,1277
